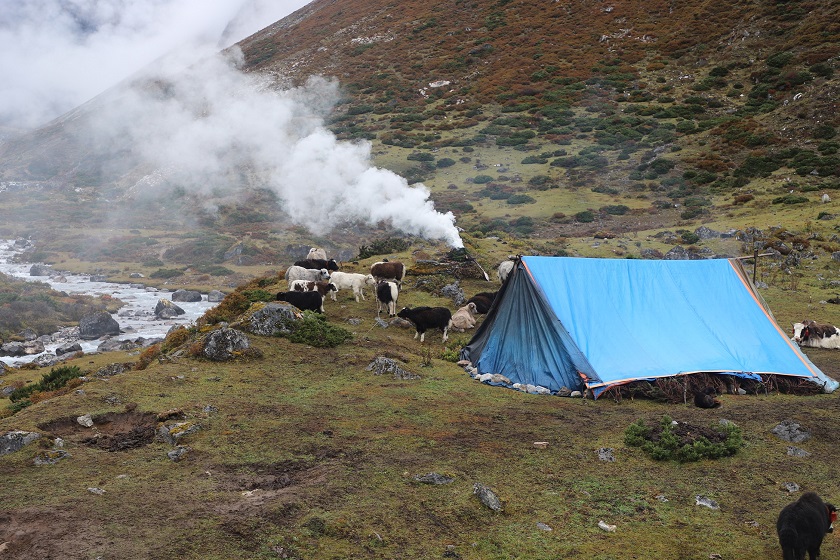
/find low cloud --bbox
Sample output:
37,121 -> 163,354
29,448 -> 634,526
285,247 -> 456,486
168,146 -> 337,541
88,50 -> 463,247
0,0 -> 310,130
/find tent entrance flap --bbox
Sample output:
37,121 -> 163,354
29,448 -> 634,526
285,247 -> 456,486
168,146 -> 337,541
461,258 -> 599,391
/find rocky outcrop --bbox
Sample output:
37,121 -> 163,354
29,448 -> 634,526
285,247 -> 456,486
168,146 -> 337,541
207,290 -> 225,302
202,328 -> 251,361
1,431 -> 41,457
79,312 -> 121,340
243,302 -> 300,336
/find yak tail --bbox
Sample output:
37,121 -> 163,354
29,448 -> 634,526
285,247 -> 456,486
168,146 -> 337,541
778,527 -> 801,560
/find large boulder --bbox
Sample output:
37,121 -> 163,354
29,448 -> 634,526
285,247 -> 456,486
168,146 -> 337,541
56,342 -> 83,356
79,312 -> 121,340
202,328 -> 251,361
171,289 -> 203,302
207,290 -> 226,302
0,342 -> 25,357
29,263 -> 53,276
243,302 -> 300,336
154,299 -> 185,319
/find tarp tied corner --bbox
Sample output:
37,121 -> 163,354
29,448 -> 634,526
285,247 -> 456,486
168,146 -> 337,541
461,256 -> 837,398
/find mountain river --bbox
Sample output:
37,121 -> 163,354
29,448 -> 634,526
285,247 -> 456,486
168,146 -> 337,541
0,239 -> 219,366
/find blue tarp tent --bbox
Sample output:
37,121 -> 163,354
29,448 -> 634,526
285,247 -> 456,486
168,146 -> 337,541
461,256 -> 837,398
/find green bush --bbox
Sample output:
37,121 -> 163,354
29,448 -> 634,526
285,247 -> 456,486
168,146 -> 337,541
574,210 -> 595,223
9,366 -> 83,403
472,175 -> 494,184
150,268 -> 185,279
286,312 -> 352,348
772,194 -> 809,205
436,158 -> 456,168
625,416 -> 743,463
507,194 -> 536,205
358,238 -> 411,259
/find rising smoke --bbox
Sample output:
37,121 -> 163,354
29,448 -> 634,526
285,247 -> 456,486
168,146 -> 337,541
87,48 -> 464,248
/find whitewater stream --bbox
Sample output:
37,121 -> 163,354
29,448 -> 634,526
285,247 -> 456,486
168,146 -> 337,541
0,239 -> 219,366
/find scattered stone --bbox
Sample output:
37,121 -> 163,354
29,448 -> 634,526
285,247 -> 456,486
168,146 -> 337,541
95,363 -> 132,378
375,318 -> 390,328
570,391 -> 583,398
87,487 -> 106,495
695,495 -> 720,510
366,356 -> 419,380
787,446 -> 811,457
154,299 -> 185,319
536,522 -> 552,532
597,448 -> 616,462
171,289 -> 203,302
656,495 -> 669,503
29,263 -> 53,276
34,449 -> 71,466
167,446 -> 190,462
0,431 -> 41,456
203,405 -> 218,415
207,290 -> 225,302
414,472 -> 454,485
55,342 -> 83,356
77,414 -> 94,428
556,386 -> 572,397
473,482 -> 504,512
772,420 -> 811,443
441,282 -> 465,306
158,421 -> 201,445
598,520 -> 616,532
346,318 -> 362,326
490,373 -> 511,384
533,442 -> 549,449
781,482 -> 800,493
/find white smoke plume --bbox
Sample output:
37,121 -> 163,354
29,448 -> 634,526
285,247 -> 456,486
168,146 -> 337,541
0,0 -> 310,131
88,50 -> 463,248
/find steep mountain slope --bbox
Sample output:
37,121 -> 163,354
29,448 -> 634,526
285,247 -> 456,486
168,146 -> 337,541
0,0 -> 838,269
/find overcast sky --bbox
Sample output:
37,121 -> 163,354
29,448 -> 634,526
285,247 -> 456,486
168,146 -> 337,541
0,0 -> 311,130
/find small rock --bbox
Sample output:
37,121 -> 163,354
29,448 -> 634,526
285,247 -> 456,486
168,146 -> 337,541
77,414 -> 94,428
88,487 -> 106,495
167,446 -> 190,462
34,450 -> 71,466
695,495 -> 720,510
598,520 -> 616,532
533,441 -> 549,449
473,482 -> 504,512
787,446 -> 811,457
414,472 -> 454,485
656,495 -> 669,503
781,482 -> 800,493
536,522 -> 552,532
597,447 -> 616,462
772,420 -> 811,443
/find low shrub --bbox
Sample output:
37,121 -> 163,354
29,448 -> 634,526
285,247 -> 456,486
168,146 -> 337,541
8,365 -> 83,403
286,312 -> 352,348
625,415 -> 743,462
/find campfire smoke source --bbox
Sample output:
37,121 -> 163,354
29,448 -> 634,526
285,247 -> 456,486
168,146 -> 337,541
88,49 -> 464,248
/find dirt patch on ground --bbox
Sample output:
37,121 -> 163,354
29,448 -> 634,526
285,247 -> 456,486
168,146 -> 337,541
37,411 -> 159,451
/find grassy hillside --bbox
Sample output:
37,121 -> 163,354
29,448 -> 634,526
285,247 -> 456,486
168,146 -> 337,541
1,1 -> 840,556
2,254 -> 840,559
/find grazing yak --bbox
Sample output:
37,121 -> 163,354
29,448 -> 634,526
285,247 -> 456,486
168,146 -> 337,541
451,302 -> 479,331
376,281 -> 399,317
497,257 -> 515,284
693,387 -> 721,409
276,290 -> 324,313
792,320 -> 840,349
306,247 -> 327,261
284,265 -> 331,288
328,271 -> 376,302
467,291 -> 498,314
777,491 -> 836,560
294,258 -> 340,271
371,260 -> 407,286
289,280 -> 338,304
397,306 -> 452,343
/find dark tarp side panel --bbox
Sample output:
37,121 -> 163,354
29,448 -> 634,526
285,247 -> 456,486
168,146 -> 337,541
461,259 -> 599,391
